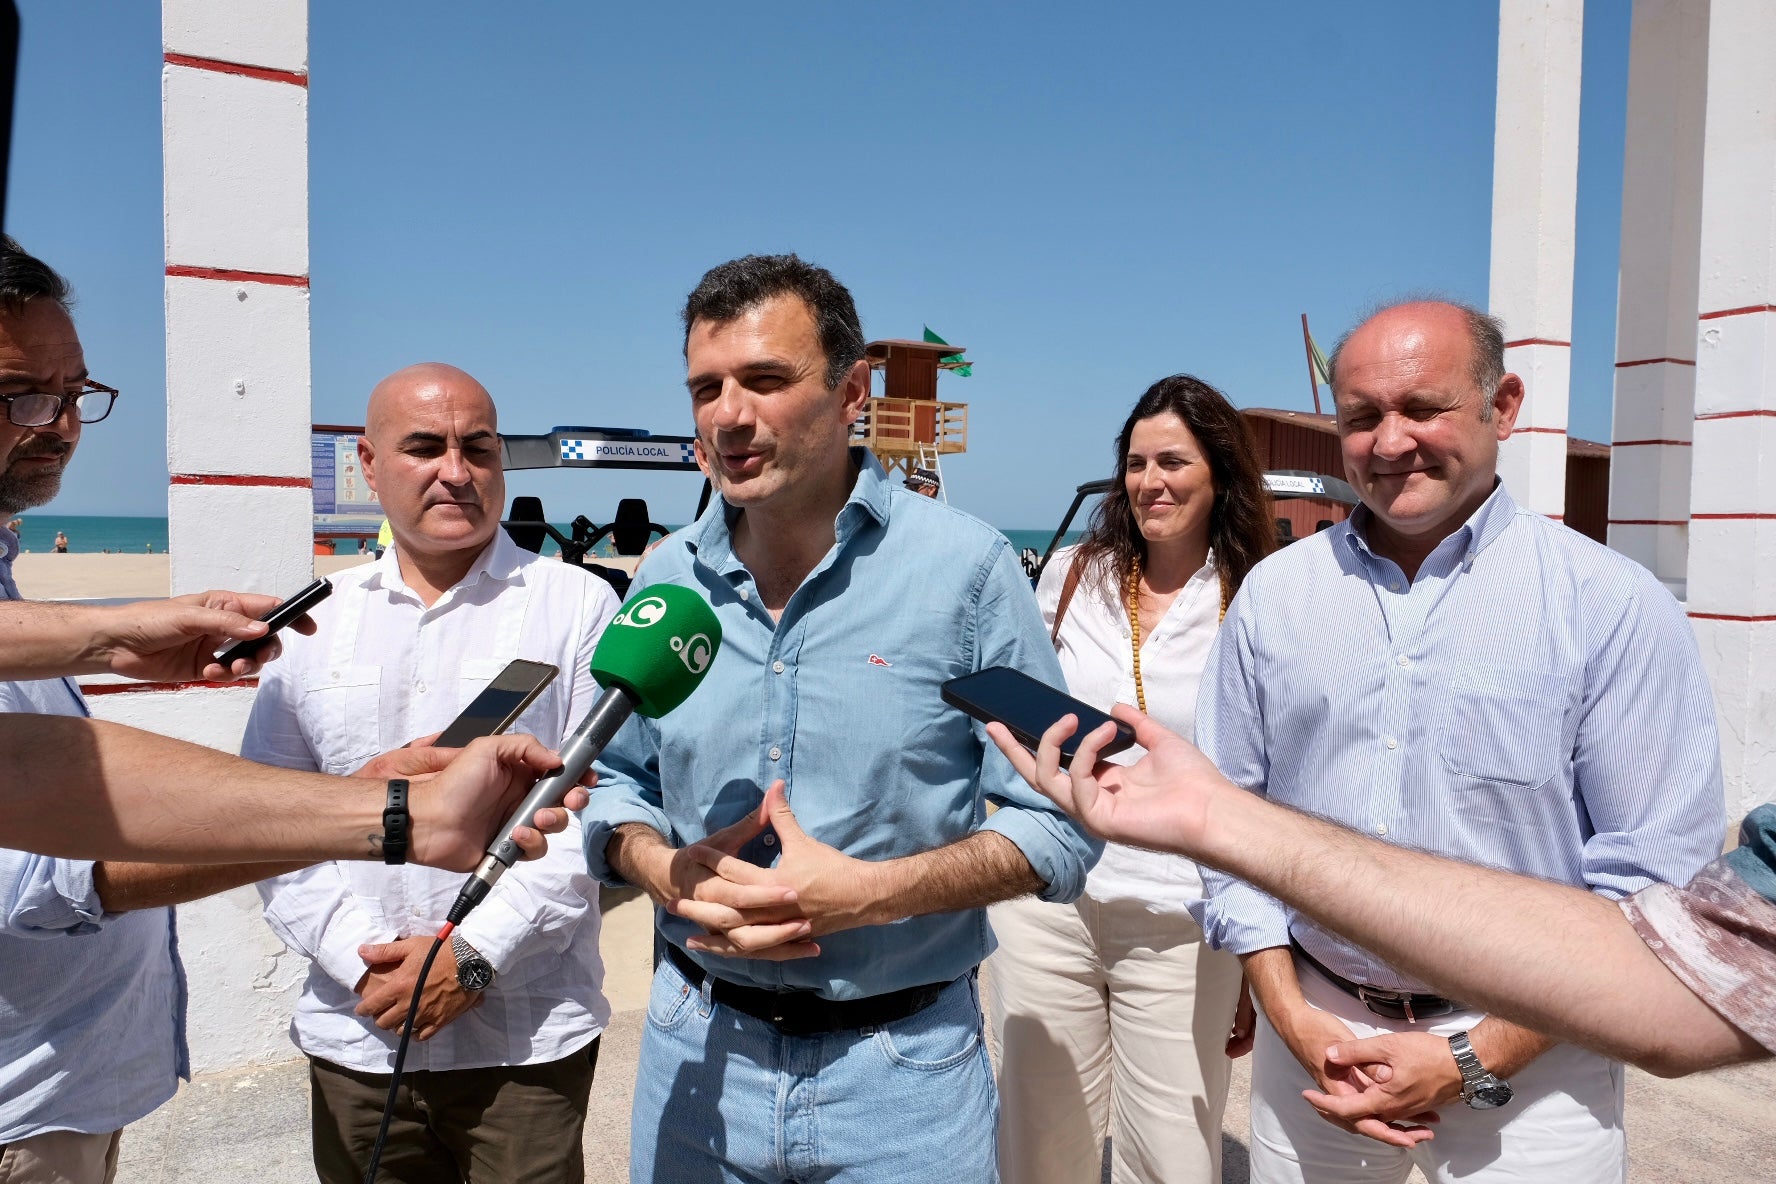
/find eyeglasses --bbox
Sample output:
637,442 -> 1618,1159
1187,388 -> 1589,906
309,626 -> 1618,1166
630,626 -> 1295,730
1,380 -> 120,428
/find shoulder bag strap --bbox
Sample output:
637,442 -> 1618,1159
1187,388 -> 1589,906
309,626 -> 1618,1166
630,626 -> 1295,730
1049,556 -> 1086,649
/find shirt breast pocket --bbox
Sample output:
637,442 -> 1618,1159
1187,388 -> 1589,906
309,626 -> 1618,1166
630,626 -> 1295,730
299,664 -> 383,776
1437,664 -> 1567,795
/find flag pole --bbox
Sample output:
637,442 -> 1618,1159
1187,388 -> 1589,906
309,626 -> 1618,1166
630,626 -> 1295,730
1300,313 -> 1322,416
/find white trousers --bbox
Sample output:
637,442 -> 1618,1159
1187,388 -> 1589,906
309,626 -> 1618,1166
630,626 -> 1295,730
1248,957 -> 1626,1184
985,892 -> 1244,1184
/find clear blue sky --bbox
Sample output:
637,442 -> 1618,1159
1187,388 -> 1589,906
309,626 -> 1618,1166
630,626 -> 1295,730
10,0 -> 1630,528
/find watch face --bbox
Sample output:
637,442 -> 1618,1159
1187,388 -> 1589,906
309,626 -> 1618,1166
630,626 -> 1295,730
1467,1079 -> 1514,1109
458,960 -> 495,992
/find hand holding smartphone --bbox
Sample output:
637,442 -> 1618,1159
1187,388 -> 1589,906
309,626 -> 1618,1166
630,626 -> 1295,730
942,666 -> 1136,761
212,578 -> 333,669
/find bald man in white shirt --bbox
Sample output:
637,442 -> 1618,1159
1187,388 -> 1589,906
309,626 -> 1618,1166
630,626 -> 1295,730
245,365 -> 621,1183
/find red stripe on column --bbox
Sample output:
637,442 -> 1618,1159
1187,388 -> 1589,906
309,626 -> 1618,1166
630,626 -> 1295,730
1609,519 -> 1689,526
1699,304 -> 1776,321
1614,357 -> 1696,368
164,52 -> 308,87
1692,513 -> 1776,520
166,264 -> 308,288
1503,338 -> 1571,348
1611,439 -> 1692,447
83,679 -> 259,696
1695,410 -> 1776,421
1511,426 -> 1568,435
1689,612 -> 1776,622
169,474 -> 312,488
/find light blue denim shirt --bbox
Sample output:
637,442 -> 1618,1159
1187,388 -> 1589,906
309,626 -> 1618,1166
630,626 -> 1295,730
0,526 -> 188,1141
583,450 -> 1099,1000
1197,483 -> 1726,992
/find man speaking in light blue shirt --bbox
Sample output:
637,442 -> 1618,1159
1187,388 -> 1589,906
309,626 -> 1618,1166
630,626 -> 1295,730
1196,300 -> 1725,1184
582,254 -> 1097,1183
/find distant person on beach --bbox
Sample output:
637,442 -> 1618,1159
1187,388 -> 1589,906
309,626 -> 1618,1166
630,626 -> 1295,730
245,364 -> 619,1183
1189,301 -> 1724,1183
986,376 -> 1275,1184
582,254 -> 1097,1182
904,466 -> 940,498
52,530 -> 66,552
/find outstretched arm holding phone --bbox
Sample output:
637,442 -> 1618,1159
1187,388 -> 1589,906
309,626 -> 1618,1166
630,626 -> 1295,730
987,706 -> 1770,1077
1,715 -> 576,869
0,588 -> 318,682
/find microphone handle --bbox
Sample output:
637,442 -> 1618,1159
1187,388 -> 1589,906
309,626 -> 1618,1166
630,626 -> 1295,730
449,684 -> 639,924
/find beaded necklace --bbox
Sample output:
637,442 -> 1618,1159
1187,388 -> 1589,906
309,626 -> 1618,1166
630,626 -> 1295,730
1127,554 -> 1231,715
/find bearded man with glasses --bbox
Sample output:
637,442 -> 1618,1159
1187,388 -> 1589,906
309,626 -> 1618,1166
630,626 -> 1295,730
0,236 -> 171,1184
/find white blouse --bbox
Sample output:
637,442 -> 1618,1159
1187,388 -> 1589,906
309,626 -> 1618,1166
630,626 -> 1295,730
1036,544 -> 1221,919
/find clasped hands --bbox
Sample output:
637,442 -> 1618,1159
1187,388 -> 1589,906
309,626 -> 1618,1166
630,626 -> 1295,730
1274,1005 -> 1466,1148
651,780 -> 878,962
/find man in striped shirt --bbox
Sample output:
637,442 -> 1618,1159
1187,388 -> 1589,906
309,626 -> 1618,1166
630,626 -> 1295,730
1195,300 -> 1726,1183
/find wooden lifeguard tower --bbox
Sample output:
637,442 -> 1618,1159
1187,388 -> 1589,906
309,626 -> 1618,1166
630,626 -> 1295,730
853,338 -> 971,499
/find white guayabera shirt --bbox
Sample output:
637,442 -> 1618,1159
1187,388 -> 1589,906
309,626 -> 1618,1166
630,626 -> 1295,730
1038,544 -> 1222,920
245,530 -> 620,1072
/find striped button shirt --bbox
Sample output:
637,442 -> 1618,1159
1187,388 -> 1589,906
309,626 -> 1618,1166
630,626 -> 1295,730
1197,482 -> 1726,992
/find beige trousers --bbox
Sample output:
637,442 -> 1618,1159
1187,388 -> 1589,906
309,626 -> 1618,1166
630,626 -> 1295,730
0,1130 -> 121,1184
986,892 -> 1244,1184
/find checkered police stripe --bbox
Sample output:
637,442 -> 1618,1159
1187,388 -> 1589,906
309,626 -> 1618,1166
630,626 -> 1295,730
560,439 -> 587,460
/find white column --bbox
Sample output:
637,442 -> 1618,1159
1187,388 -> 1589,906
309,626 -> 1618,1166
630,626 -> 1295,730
100,0 -> 313,1076
1489,0 -> 1584,519
162,0 -> 312,598
1606,0 -> 1709,600
1688,0 -> 1776,816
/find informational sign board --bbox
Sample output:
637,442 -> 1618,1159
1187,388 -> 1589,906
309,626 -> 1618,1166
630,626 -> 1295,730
311,425 -> 382,536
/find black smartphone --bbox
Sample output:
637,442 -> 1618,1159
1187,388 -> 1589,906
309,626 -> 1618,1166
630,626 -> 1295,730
212,578 -> 333,667
942,666 -> 1137,760
434,659 -> 560,748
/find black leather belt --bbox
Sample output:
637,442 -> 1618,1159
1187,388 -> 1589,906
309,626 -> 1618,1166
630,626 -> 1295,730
1290,938 -> 1463,1023
664,942 -> 953,1037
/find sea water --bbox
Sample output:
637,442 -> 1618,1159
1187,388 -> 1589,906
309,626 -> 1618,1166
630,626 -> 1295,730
8,516 -> 1080,560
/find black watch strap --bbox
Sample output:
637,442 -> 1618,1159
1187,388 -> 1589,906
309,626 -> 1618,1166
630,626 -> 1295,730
381,779 -> 410,865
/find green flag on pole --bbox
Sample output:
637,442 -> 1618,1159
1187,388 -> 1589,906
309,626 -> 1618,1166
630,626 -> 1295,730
1307,331 -> 1333,391
923,326 -> 972,377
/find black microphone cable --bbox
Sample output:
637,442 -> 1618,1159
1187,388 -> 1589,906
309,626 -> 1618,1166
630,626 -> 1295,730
362,920 -> 454,1184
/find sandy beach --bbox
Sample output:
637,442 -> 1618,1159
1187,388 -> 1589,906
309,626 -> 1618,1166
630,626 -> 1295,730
10,553 -> 377,601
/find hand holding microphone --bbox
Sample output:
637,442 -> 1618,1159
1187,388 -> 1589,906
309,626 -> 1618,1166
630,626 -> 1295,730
447,583 -> 723,924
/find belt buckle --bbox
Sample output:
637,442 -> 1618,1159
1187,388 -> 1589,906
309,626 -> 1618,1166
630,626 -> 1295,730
1357,985 -> 1414,1024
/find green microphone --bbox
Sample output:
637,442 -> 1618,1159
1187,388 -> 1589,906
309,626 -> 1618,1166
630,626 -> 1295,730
448,582 -> 722,922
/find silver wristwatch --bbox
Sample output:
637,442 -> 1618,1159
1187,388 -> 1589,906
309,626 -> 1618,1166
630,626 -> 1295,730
452,934 -> 496,992
1448,1030 -> 1513,1109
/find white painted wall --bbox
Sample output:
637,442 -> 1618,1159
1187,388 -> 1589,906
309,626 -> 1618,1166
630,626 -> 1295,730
1688,0 -> 1776,815
1490,0 -> 1583,517
157,0 -> 313,1073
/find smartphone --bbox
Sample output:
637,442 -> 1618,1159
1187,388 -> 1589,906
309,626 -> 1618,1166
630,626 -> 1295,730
942,666 -> 1137,761
212,578 -> 333,667
434,659 -> 560,748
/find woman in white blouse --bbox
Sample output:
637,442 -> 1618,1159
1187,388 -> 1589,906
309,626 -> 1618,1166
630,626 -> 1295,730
988,375 -> 1276,1184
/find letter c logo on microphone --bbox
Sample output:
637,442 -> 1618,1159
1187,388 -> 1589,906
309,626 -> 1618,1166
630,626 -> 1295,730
614,595 -> 669,629
670,632 -> 714,675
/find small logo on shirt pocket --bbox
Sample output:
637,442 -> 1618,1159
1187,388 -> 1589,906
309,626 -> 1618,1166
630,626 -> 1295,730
868,654 -> 892,667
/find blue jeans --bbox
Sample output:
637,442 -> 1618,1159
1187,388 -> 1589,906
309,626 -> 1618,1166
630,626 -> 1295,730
630,955 -> 1000,1183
